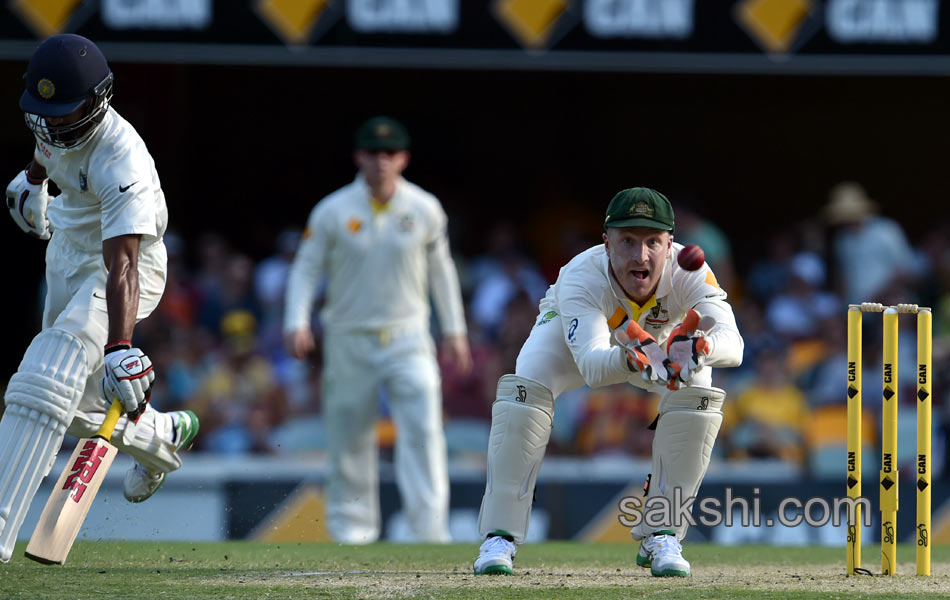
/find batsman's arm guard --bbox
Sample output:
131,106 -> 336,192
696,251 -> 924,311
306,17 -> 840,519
477,375 -> 554,545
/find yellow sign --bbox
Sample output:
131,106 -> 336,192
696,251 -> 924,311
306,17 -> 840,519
736,0 -> 812,54
494,0 -> 569,50
12,0 -> 83,37
577,483 -> 643,542
249,484 -> 331,542
256,0 -> 330,45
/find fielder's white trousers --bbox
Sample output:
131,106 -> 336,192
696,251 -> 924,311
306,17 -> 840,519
322,327 -> 449,544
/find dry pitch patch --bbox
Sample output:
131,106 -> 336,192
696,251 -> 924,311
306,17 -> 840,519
225,562 -> 950,598
9,542 -> 950,599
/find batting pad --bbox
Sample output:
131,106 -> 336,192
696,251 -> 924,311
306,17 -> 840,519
70,405 -> 179,474
631,386 -> 725,541
0,329 -> 87,562
478,375 -> 554,545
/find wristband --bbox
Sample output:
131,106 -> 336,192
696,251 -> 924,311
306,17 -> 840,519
24,166 -> 46,186
104,340 -> 132,355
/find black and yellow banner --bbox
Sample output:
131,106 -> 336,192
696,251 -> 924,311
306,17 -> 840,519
2,1 -> 950,72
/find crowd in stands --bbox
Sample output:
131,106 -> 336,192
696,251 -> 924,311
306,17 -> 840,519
95,182 -> 950,481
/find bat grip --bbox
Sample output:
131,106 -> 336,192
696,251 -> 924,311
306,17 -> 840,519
95,398 -> 123,441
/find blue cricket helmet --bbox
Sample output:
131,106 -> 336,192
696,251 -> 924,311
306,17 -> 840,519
20,34 -> 114,148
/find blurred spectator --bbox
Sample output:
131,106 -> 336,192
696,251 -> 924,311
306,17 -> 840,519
823,182 -> 921,304
468,223 -> 548,339
198,253 -> 261,334
765,251 -> 839,340
189,310 -> 287,454
194,231 -> 232,299
441,315 -> 498,423
721,350 -> 810,462
155,231 -> 201,330
161,328 -> 216,411
745,229 -> 797,303
254,229 -> 301,353
574,385 -> 656,457
672,199 -> 737,294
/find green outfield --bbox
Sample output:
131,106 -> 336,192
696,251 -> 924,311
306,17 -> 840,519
1,541 -> 948,599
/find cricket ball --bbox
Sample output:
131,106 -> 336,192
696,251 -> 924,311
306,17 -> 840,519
677,244 -> 705,271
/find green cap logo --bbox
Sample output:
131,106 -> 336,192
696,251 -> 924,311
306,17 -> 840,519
630,201 -> 653,218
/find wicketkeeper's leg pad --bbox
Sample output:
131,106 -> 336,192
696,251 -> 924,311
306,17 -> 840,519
0,329 -> 88,562
477,375 -> 554,545
631,386 -> 725,541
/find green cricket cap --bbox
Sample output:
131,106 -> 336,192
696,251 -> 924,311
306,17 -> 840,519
355,116 -> 410,151
604,187 -> 675,231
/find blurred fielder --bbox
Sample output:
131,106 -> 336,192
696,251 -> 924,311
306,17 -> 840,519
473,188 -> 743,577
284,116 -> 471,543
0,34 -> 198,563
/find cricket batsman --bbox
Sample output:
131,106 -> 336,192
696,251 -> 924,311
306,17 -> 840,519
473,188 -> 743,577
0,34 -> 197,563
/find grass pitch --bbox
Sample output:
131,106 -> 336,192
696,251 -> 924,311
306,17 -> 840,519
2,541 -> 949,599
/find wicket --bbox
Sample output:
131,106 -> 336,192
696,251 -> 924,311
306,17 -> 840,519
846,302 -> 931,576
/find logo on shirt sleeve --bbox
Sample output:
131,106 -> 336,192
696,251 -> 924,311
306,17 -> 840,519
536,310 -> 557,327
567,318 -> 579,342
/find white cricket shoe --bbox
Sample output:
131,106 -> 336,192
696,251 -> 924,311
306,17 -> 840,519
473,534 -> 517,575
123,462 -> 165,503
123,410 -> 199,503
637,530 -> 690,577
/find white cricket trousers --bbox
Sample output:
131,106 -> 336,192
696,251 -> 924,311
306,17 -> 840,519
322,327 -> 449,543
43,236 -> 179,472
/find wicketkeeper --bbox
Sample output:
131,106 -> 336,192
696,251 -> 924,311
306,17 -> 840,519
473,188 -> 743,577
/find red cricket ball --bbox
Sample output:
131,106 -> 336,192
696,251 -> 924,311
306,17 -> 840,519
677,244 -> 705,271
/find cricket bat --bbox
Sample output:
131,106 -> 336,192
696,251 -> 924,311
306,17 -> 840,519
24,398 -> 123,565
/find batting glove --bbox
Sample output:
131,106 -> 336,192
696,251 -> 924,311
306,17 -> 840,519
615,320 -> 674,385
99,342 -> 155,423
666,309 -> 717,388
5,169 -> 52,240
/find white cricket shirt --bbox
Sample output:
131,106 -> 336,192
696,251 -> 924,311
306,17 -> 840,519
33,107 -> 168,256
284,175 -> 466,337
516,243 -> 744,397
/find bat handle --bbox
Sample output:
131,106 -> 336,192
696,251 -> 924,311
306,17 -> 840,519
95,398 -> 123,441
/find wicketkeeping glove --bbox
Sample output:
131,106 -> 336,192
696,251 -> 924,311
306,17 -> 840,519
615,320 -> 674,385
99,342 -> 155,423
5,169 -> 52,240
666,309 -> 717,388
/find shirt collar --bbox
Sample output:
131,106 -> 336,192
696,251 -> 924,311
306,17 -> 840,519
354,174 -> 404,211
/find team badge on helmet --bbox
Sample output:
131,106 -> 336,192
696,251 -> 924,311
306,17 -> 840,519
37,78 -> 55,99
